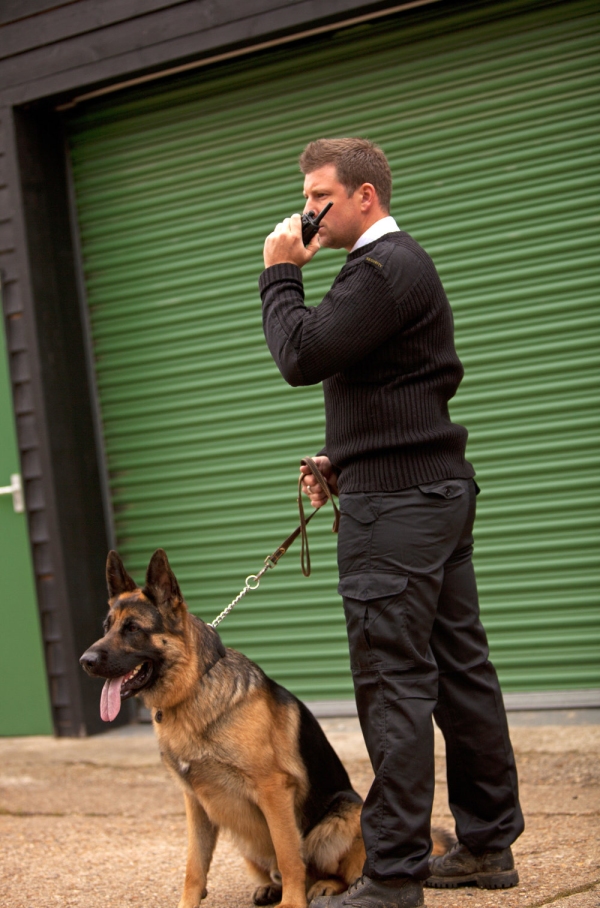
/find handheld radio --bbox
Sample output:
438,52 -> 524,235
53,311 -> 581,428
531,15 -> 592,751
301,201 -> 333,246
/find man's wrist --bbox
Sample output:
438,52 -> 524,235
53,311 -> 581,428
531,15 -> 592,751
259,262 -> 303,294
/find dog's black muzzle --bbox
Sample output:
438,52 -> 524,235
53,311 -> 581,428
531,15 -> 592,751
80,645 -> 109,677
80,648 -> 104,676
79,644 -> 147,680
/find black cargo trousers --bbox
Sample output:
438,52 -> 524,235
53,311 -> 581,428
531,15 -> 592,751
337,478 -> 524,882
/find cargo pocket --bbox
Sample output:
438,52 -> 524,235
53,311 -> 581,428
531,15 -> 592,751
338,571 -> 413,671
337,493 -> 381,575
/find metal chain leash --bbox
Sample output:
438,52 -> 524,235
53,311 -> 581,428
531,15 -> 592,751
208,458 -> 339,629
208,561 -> 273,629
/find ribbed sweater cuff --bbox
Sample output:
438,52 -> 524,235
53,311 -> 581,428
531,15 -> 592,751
259,263 -> 303,293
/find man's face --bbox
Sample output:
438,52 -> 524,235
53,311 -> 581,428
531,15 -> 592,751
303,164 -> 366,251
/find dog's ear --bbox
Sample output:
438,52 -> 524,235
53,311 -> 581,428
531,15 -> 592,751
106,550 -> 137,599
145,548 -> 182,605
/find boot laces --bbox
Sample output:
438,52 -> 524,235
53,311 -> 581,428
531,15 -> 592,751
447,841 -> 466,857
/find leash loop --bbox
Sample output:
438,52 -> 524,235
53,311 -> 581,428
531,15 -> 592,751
209,457 -> 339,627
298,457 -> 340,577
245,573 -> 263,591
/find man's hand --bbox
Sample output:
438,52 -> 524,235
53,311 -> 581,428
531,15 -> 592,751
263,213 -> 320,269
300,455 -> 339,509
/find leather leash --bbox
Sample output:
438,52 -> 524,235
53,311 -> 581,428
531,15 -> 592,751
209,457 -> 339,628
297,456 -> 340,577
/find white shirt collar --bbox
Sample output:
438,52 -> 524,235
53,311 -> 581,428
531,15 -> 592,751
351,215 -> 400,252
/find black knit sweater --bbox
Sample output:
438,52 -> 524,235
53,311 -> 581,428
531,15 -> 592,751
259,231 -> 474,493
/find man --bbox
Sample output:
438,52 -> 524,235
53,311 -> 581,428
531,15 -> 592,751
259,138 -> 524,908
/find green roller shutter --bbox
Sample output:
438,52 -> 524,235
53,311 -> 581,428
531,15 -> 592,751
66,0 -> 599,700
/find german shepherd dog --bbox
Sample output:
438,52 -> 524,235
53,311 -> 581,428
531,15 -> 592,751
81,549 -> 451,908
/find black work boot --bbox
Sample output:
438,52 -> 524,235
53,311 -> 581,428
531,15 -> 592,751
426,842 -> 518,889
310,874 -> 424,907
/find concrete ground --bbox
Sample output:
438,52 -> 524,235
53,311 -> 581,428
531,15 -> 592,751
0,713 -> 599,908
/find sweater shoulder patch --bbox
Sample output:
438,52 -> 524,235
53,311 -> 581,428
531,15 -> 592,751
365,255 -> 383,269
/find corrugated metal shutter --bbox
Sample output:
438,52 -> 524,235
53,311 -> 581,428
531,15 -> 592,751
66,0 -> 599,699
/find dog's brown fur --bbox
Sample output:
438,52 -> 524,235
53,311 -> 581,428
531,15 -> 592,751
80,549 -> 451,908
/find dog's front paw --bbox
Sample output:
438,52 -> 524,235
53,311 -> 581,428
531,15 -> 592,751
253,883 -> 283,906
177,888 -> 207,908
307,879 -> 345,901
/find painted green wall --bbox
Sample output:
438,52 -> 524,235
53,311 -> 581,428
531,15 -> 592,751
0,311 -> 53,736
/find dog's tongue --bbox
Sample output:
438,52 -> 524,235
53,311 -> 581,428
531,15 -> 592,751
100,676 -> 125,722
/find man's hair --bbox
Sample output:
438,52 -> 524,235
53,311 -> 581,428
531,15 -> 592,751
299,137 -> 392,212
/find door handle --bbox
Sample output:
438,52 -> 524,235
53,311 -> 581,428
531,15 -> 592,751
0,473 -> 24,513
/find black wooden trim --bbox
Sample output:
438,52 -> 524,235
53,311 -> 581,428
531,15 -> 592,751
0,1 -> 181,54
63,133 -> 117,554
5,102 -> 131,735
0,0 -> 422,106
0,1 -> 79,27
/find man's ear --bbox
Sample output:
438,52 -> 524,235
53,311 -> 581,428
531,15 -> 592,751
145,548 -> 182,604
359,182 -> 377,212
106,550 -> 138,599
